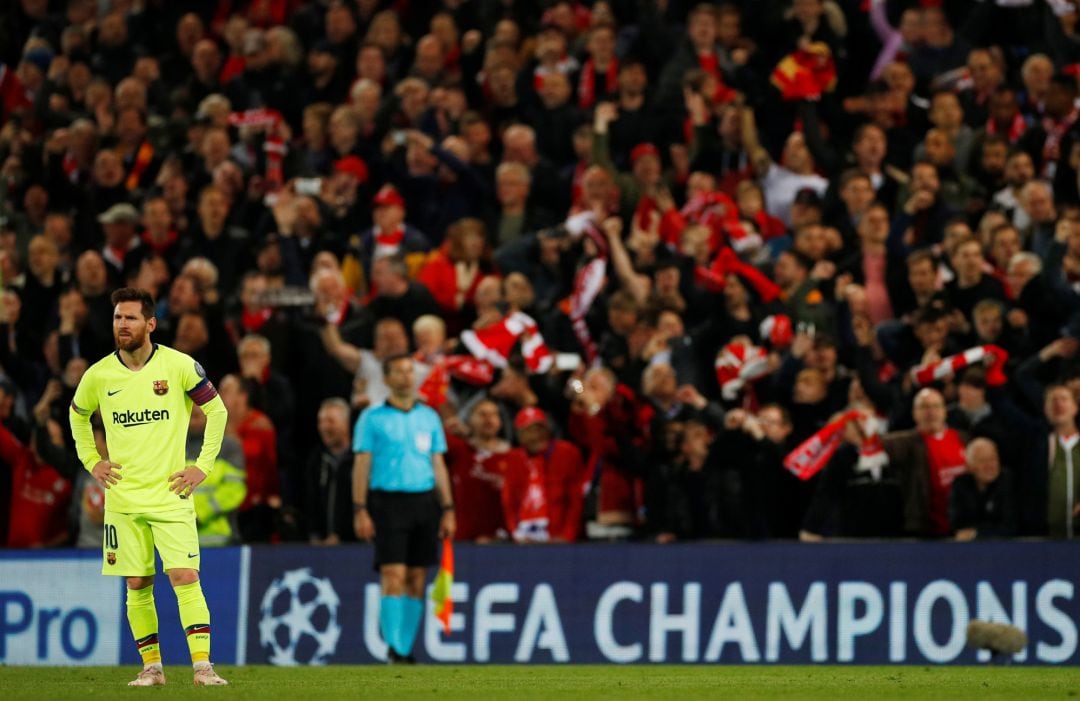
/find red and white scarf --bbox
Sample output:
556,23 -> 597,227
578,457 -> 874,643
1042,109 -> 1079,178
693,246 -> 782,303
784,409 -> 889,481
909,345 -> 1009,387
560,212 -> 608,366
373,227 -> 405,259
985,113 -> 1027,144
715,341 -> 770,401
460,311 -> 553,374
854,413 -> 889,481
229,108 -> 286,190
680,190 -> 739,252
533,55 -> 579,91
578,58 -> 618,110
417,354 -> 496,407
62,151 -> 81,184
759,314 -> 794,349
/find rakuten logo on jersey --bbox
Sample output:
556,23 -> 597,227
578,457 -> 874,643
111,408 -> 170,427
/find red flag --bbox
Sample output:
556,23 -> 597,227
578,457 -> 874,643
770,43 -> 837,101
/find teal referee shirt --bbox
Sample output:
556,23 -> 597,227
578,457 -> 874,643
353,401 -> 447,492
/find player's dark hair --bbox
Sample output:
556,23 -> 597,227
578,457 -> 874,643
110,287 -> 156,320
381,352 -> 413,377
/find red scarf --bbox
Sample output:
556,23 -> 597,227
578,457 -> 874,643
141,229 -> 178,256
910,345 -> 1008,387
229,109 -> 287,190
374,227 -> 405,248
1042,109 -> 1079,175
62,151 -> 80,183
533,55 -> 578,91
557,212 -> 608,366
417,354 -> 497,407
680,190 -> 740,251
985,113 -> 1027,144
784,410 -> 859,480
578,58 -> 618,110
124,141 -> 154,191
784,410 -> 888,481
714,341 -> 770,401
460,311 -> 553,374
694,246 -> 781,303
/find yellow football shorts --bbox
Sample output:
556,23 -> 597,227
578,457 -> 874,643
102,508 -> 201,576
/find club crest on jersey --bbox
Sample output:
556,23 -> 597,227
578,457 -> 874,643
153,380 -> 169,396
107,551 -> 116,565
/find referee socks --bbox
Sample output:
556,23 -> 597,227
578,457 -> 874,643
380,596 -> 405,656
400,597 -> 423,657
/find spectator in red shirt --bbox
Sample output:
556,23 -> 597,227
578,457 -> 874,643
0,412 -> 73,548
568,367 -> 650,532
417,218 -> 498,336
219,374 -> 280,541
503,407 -> 586,543
446,398 -> 519,541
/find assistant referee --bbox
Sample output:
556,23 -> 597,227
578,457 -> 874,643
352,352 -> 456,664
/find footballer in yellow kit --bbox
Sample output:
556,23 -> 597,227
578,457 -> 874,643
69,288 -> 229,687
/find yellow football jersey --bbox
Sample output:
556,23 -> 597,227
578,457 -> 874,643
70,344 -> 227,514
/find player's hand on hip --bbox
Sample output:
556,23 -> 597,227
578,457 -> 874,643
91,460 -> 122,489
439,511 -> 456,540
168,465 -> 206,497
354,510 -> 375,541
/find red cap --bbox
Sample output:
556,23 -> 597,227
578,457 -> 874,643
334,155 -> 369,182
630,142 -> 660,165
372,184 -> 405,208
513,407 -> 548,430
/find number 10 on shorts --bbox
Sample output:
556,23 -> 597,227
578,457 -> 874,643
105,524 -> 119,549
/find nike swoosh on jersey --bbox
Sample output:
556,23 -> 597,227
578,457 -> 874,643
107,389 -> 123,396
188,553 -> 198,558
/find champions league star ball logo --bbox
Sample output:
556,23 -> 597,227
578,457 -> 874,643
258,568 -> 342,666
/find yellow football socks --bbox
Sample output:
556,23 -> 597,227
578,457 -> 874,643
126,586 -> 161,666
174,581 -> 211,665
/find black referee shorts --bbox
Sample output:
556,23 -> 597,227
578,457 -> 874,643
368,489 -> 441,570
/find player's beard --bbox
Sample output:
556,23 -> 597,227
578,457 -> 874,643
114,327 -> 146,352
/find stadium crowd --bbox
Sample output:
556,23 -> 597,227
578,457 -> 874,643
3,0 -> 1080,548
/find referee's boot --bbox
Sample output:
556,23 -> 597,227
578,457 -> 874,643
387,649 -> 417,665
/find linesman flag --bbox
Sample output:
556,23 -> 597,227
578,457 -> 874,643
431,538 -> 454,634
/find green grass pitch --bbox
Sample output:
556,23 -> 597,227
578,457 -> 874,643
1,665 -> 1078,700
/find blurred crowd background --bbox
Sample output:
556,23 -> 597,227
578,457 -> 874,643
3,0 -> 1080,548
